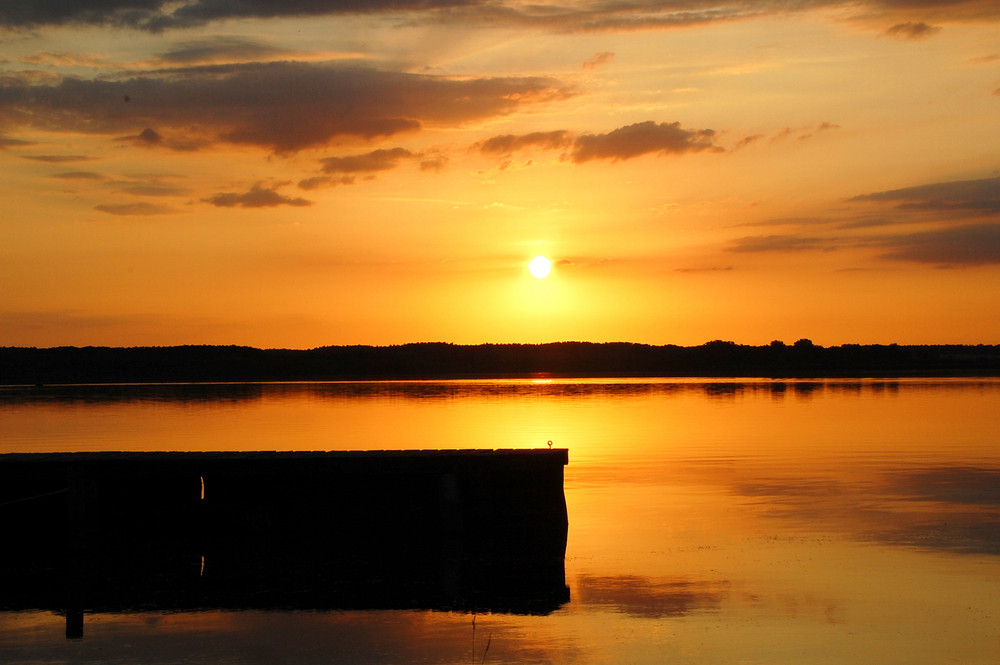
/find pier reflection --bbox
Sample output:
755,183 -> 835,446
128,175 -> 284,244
0,451 -> 570,638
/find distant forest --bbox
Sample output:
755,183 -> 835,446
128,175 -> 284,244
3,341 -> 1000,385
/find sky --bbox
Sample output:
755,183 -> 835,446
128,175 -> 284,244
1,0 -> 999,349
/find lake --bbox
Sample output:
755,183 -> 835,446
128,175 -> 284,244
2,378 -> 999,664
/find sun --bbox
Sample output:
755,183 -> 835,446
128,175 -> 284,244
528,255 -> 552,279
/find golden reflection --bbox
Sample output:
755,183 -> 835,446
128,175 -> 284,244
3,380 -> 1000,664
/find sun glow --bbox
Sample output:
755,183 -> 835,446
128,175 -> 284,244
529,256 -> 552,279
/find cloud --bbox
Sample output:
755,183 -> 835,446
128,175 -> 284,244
877,223 -> 1000,265
474,122 -> 721,164
122,127 -> 164,146
118,182 -> 188,196
298,175 -> 356,190
729,176 -> 1000,265
21,154 -> 91,163
474,130 -> 572,155
884,21 -> 941,39
116,126 -> 211,151
94,201 -> 177,215
155,37 -> 296,65
418,151 -> 448,172
0,136 -> 35,148
675,265 -> 734,272
569,121 -> 722,162
51,171 -> 106,180
5,1 -> 999,35
732,134 -> 764,150
203,183 -> 313,208
318,147 -> 415,174
583,52 -> 615,69
728,234 -> 835,253
0,0 -> 483,31
297,147 -> 427,189
849,177 -> 1000,214
0,62 -> 570,154
768,122 -> 840,143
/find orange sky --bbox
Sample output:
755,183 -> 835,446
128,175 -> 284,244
1,1 -> 999,348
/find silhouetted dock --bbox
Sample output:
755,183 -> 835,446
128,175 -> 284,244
0,449 -> 570,637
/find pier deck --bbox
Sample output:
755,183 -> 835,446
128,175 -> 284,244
0,449 -> 570,635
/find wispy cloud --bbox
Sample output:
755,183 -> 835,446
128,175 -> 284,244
51,170 -> 105,180
204,183 -> 312,208
883,21 -> 941,39
583,52 -> 615,69
877,223 -> 1000,265
94,201 -> 178,215
0,136 -> 35,148
728,234 -> 837,253
154,37 -> 298,65
21,154 -> 91,163
849,177 -> 1000,215
768,122 -> 840,144
732,176 -> 1000,266
318,148 -> 416,174
474,121 -> 721,163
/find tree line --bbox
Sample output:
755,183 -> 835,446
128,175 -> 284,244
3,340 -> 1000,385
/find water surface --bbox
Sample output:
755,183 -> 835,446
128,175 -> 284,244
2,379 -> 999,664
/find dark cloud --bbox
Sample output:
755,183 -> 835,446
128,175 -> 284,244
151,0 -> 480,30
139,127 -> 162,142
850,177 -> 1000,214
570,121 -> 722,162
117,127 -> 209,151
203,183 -> 313,208
131,127 -> 163,145
3,1 -> 1000,33
0,62 -> 570,153
878,223 -> 1000,265
94,201 -> 177,215
0,0 -> 474,30
0,0 -> 169,29
884,21 -> 941,39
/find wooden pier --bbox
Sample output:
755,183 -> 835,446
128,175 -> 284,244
0,449 -> 569,636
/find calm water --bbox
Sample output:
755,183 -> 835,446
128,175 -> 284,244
2,378 -> 1000,664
